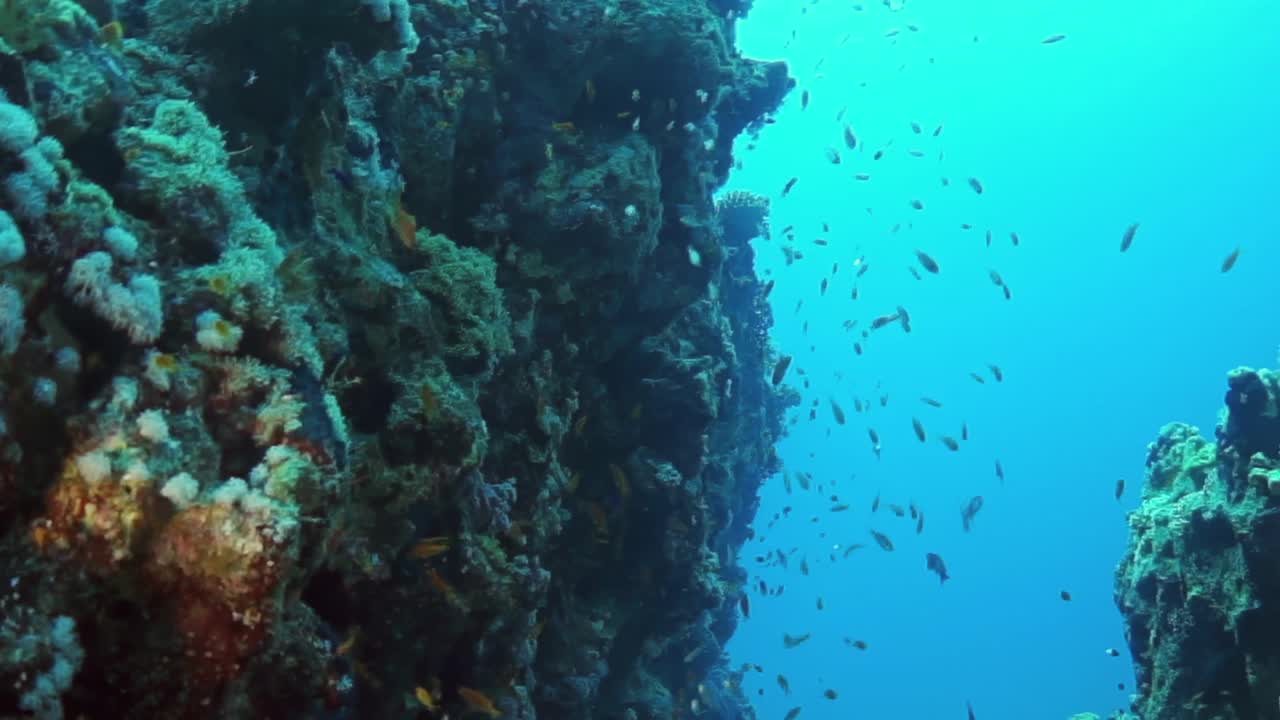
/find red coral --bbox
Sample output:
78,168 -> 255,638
145,502 -> 297,699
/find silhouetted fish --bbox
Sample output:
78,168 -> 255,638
772,356 -> 793,386
925,552 -> 949,583
1221,247 -> 1241,273
1120,223 -> 1139,252
869,529 -> 894,551
961,496 -> 984,531
914,249 -> 940,273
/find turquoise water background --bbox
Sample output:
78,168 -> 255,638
722,0 -> 1280,717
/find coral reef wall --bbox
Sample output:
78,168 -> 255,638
0,0 -> 792,717
1116,366 -> 1280,720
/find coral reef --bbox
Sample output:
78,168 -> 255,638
1116,366 -> 1280,720
0,0 -> 790,717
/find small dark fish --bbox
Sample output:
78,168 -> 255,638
1221,247 -> 1241,272
897,305 -> 912,333
871,493 -> 880,512
1114,478 -> 1125,500
961,495 -> 984,531
888,504 -> 906,518
784,706 -> 802,720
868,427 -> 880,445
830,503 -> 850,512
854,173 -> 871,181
780,225 -> 795,234
1120,222 -> 1139,252
879,394 -> 889,407
800,559 -> 810,576
869,529 -> 894,551
844,638 -> 868,650
911,417 -> 926,442
921,397 -> 943,408
801,90 -> 810,109
740,593 -> 751,618
909,503 -> 918,520
842,543 -> 865,558
961,223 -> 974,230
932,124 -> 943,137
910,121 -> 922,134
995,460 -> 1005,482
925,552 -> 949,583
856,262 -> 870,277
1010,231 -> 1021,246
843,125 -> 858,150
914,249 -> 940,274
1002,284 -> 1012,300
969,372 -> 986,384
823,689 -> 837,700
1060,590 -> 1072,601
915,511 -> 924,534
873,149 -> 884,161
909,198 -> 925,210
988,269 -> 1004,286
853,342 -> 863,356
988,364 -> 1004,382
824,147 -> 842,164
830,398 -> 846,424
1106,648 -> 1120,657
967,701 -> 977,720
820,277 -> 829,294
772,355 -> 793,386
1041,33 -> 1067,44
940,436 -> 959,451
871,312 -> 901,330
985,229 -> 992,247
782,633 -> 811,648
329,167 -> 356,191
782,177 -> 799,196
762,280 -> 775,298
967,177 -> 984,194
777,675 -> 790,694
961,422 -> 969,441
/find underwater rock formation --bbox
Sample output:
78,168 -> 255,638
0,0 -> 791,718
1116,366 -> 1280,720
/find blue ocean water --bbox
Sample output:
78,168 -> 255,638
722,1 -> 1280,718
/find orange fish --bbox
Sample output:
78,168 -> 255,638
458,686 -> 502,717
427,569 -> 456,599
335,627 -> 361,656
411,537 -> 451,559
393,200 -> 417,249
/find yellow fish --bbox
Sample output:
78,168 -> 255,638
414,686 -> 438,710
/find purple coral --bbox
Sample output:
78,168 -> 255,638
465,472 -> 516,533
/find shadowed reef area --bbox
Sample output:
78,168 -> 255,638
0,0 -> 794,717
1114,366 -> 1280,720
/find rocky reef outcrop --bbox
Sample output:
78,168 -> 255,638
0,0 -> 792,717
1116,366 -> 1280,720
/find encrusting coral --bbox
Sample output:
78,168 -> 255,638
0,0 -> 792,717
